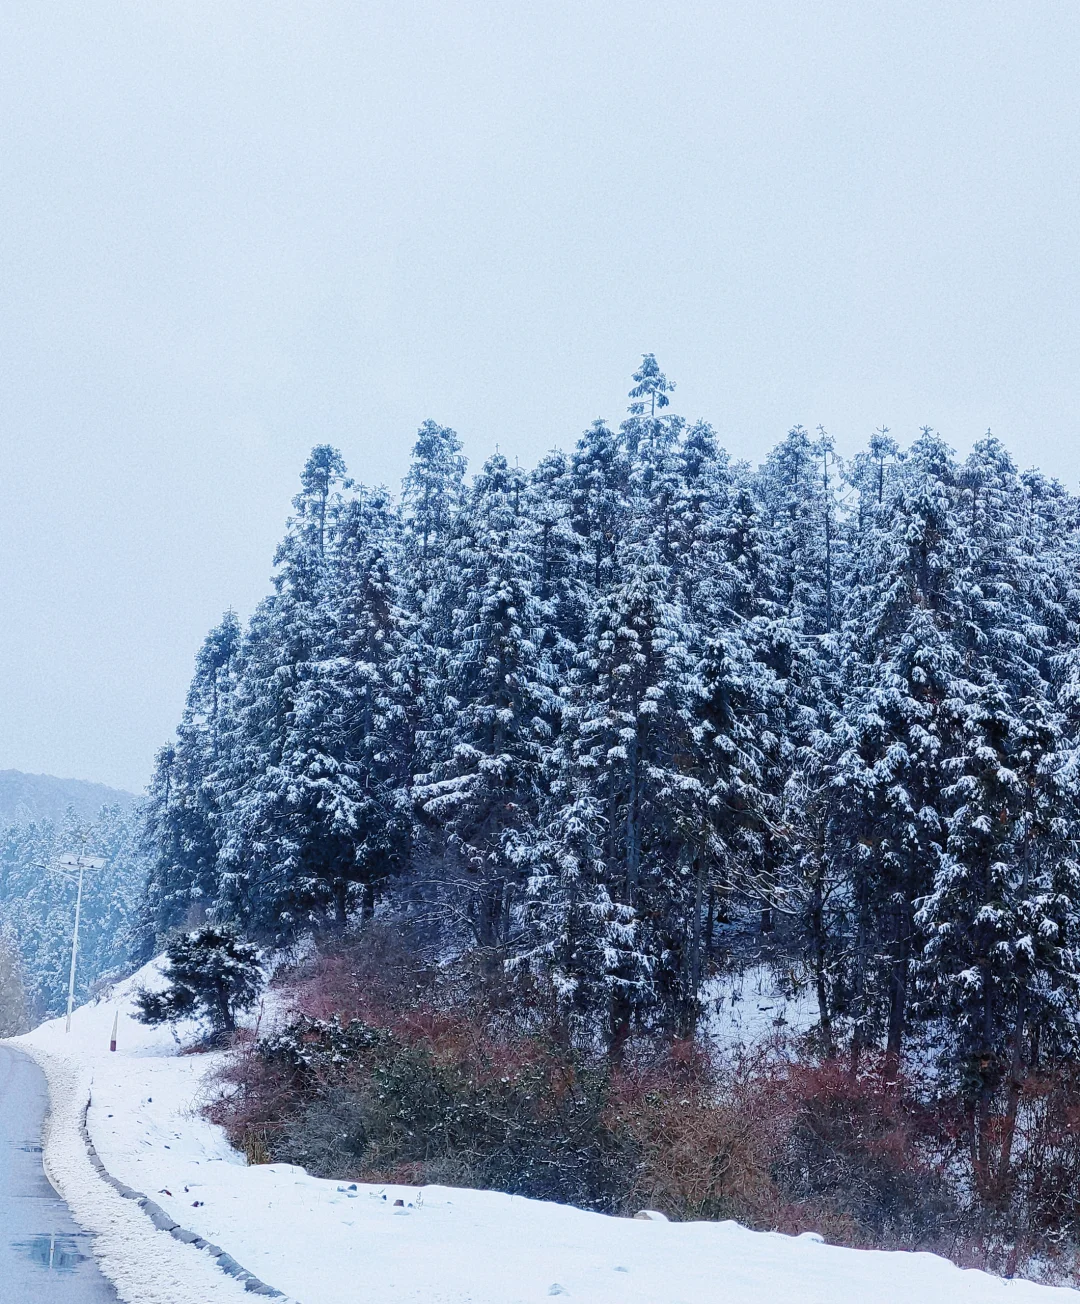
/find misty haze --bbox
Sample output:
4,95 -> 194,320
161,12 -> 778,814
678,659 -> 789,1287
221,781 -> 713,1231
4,5 -> 1080,1304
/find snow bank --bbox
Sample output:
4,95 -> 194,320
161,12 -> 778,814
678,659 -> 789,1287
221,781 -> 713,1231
11,961 -> 1080,1304
9,1026 -> 253,1300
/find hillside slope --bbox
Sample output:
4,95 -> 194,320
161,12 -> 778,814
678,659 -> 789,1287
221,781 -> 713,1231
0,769 -> 136,825
11,967 -> 1080,1304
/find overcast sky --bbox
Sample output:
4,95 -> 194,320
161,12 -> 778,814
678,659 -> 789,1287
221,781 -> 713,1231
3,1 -> 1079,792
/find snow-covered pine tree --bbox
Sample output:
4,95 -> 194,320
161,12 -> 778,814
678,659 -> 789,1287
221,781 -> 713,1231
751,425 -> 842,958
313,483 -> 410,920
215,446 -> 362,937
665,422 -> 778,1026
526,448 -> 589,671
847,427 -> 900,530
401,419 -> 466,587
915,435 -> 1080,1187
135,923 -> 263,1038
569,419 -> 631,595
917,684 -> 1080,1195
756,424 -> 837,639
415,453 -> 558,955
142,610 -> 241,939
671,420 -> 733,620
623,356 -> 684,565
513,786 -> 641,1044
391,420 -> 469,839
678,627 -> 774,1026
830,429 -> 963,1073
626,351 -> 675,420
568,517 -> 695,1044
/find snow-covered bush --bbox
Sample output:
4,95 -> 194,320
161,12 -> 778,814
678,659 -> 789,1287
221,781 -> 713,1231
213,1005 -> 633,1209
203,933 -> 954,1240
135,925 -> 262,1039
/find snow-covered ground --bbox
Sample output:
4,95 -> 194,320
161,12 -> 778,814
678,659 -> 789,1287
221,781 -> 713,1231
700,963 -> 821,1052
9,961 -> 1080,1304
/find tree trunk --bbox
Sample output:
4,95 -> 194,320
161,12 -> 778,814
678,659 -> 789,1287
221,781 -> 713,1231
972,961 -> 996,1199
884,900 -> 910,1083
608,990 -> 632,1063
705,884 -> 716,959
691,859 -> 703,999
883,955 -> 907,1084
848,867 -> 871,1077
333,881 -> 348,928
808,871 -> 834,1058
217,979 -> 235,1034
625,736 -> 640,904
478,876 -> 505,956
994,994 -> 1028,1203
684,858 -> 704,1036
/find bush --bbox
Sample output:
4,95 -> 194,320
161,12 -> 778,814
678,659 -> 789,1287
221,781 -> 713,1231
213,1012 -> 633,1210
203,932 -> 1080,1283
609,1045 -> 781,1226
135,924 -> 263,1040
768,1061 -> 959,1246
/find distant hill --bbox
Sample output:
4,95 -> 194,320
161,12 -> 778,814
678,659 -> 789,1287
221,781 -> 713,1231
0,770 -> 138,826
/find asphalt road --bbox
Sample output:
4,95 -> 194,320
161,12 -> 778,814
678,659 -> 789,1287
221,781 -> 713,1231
0,1045 -> 117,1303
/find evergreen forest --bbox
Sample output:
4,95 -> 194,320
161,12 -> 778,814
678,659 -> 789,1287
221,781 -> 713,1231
0,802 -> 146,1020
141,355 -> 1080,1133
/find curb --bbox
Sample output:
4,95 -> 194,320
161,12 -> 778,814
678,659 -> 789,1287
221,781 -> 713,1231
79,1095 -> 295,1300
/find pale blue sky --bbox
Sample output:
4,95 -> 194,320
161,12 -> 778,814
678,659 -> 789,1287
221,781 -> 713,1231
3,1 -> 1079,791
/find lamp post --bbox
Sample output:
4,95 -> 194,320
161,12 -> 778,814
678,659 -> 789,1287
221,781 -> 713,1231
56,853 -> 106,1033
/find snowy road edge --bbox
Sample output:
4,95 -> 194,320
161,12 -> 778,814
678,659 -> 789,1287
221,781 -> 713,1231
77,1091 -> 291,1299
9,1038 -> 301,1304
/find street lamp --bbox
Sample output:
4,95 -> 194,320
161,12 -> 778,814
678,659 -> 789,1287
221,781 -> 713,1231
55,853 -> 106,1033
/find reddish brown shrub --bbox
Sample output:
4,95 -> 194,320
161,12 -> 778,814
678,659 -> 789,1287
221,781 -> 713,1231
202,933 -> 1080,1283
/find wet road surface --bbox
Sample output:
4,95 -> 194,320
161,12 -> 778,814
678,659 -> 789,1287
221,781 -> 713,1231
0,1044 -> 116,1302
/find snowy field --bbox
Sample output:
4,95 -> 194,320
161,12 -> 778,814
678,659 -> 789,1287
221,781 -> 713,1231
8,962 -> 1080,1304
